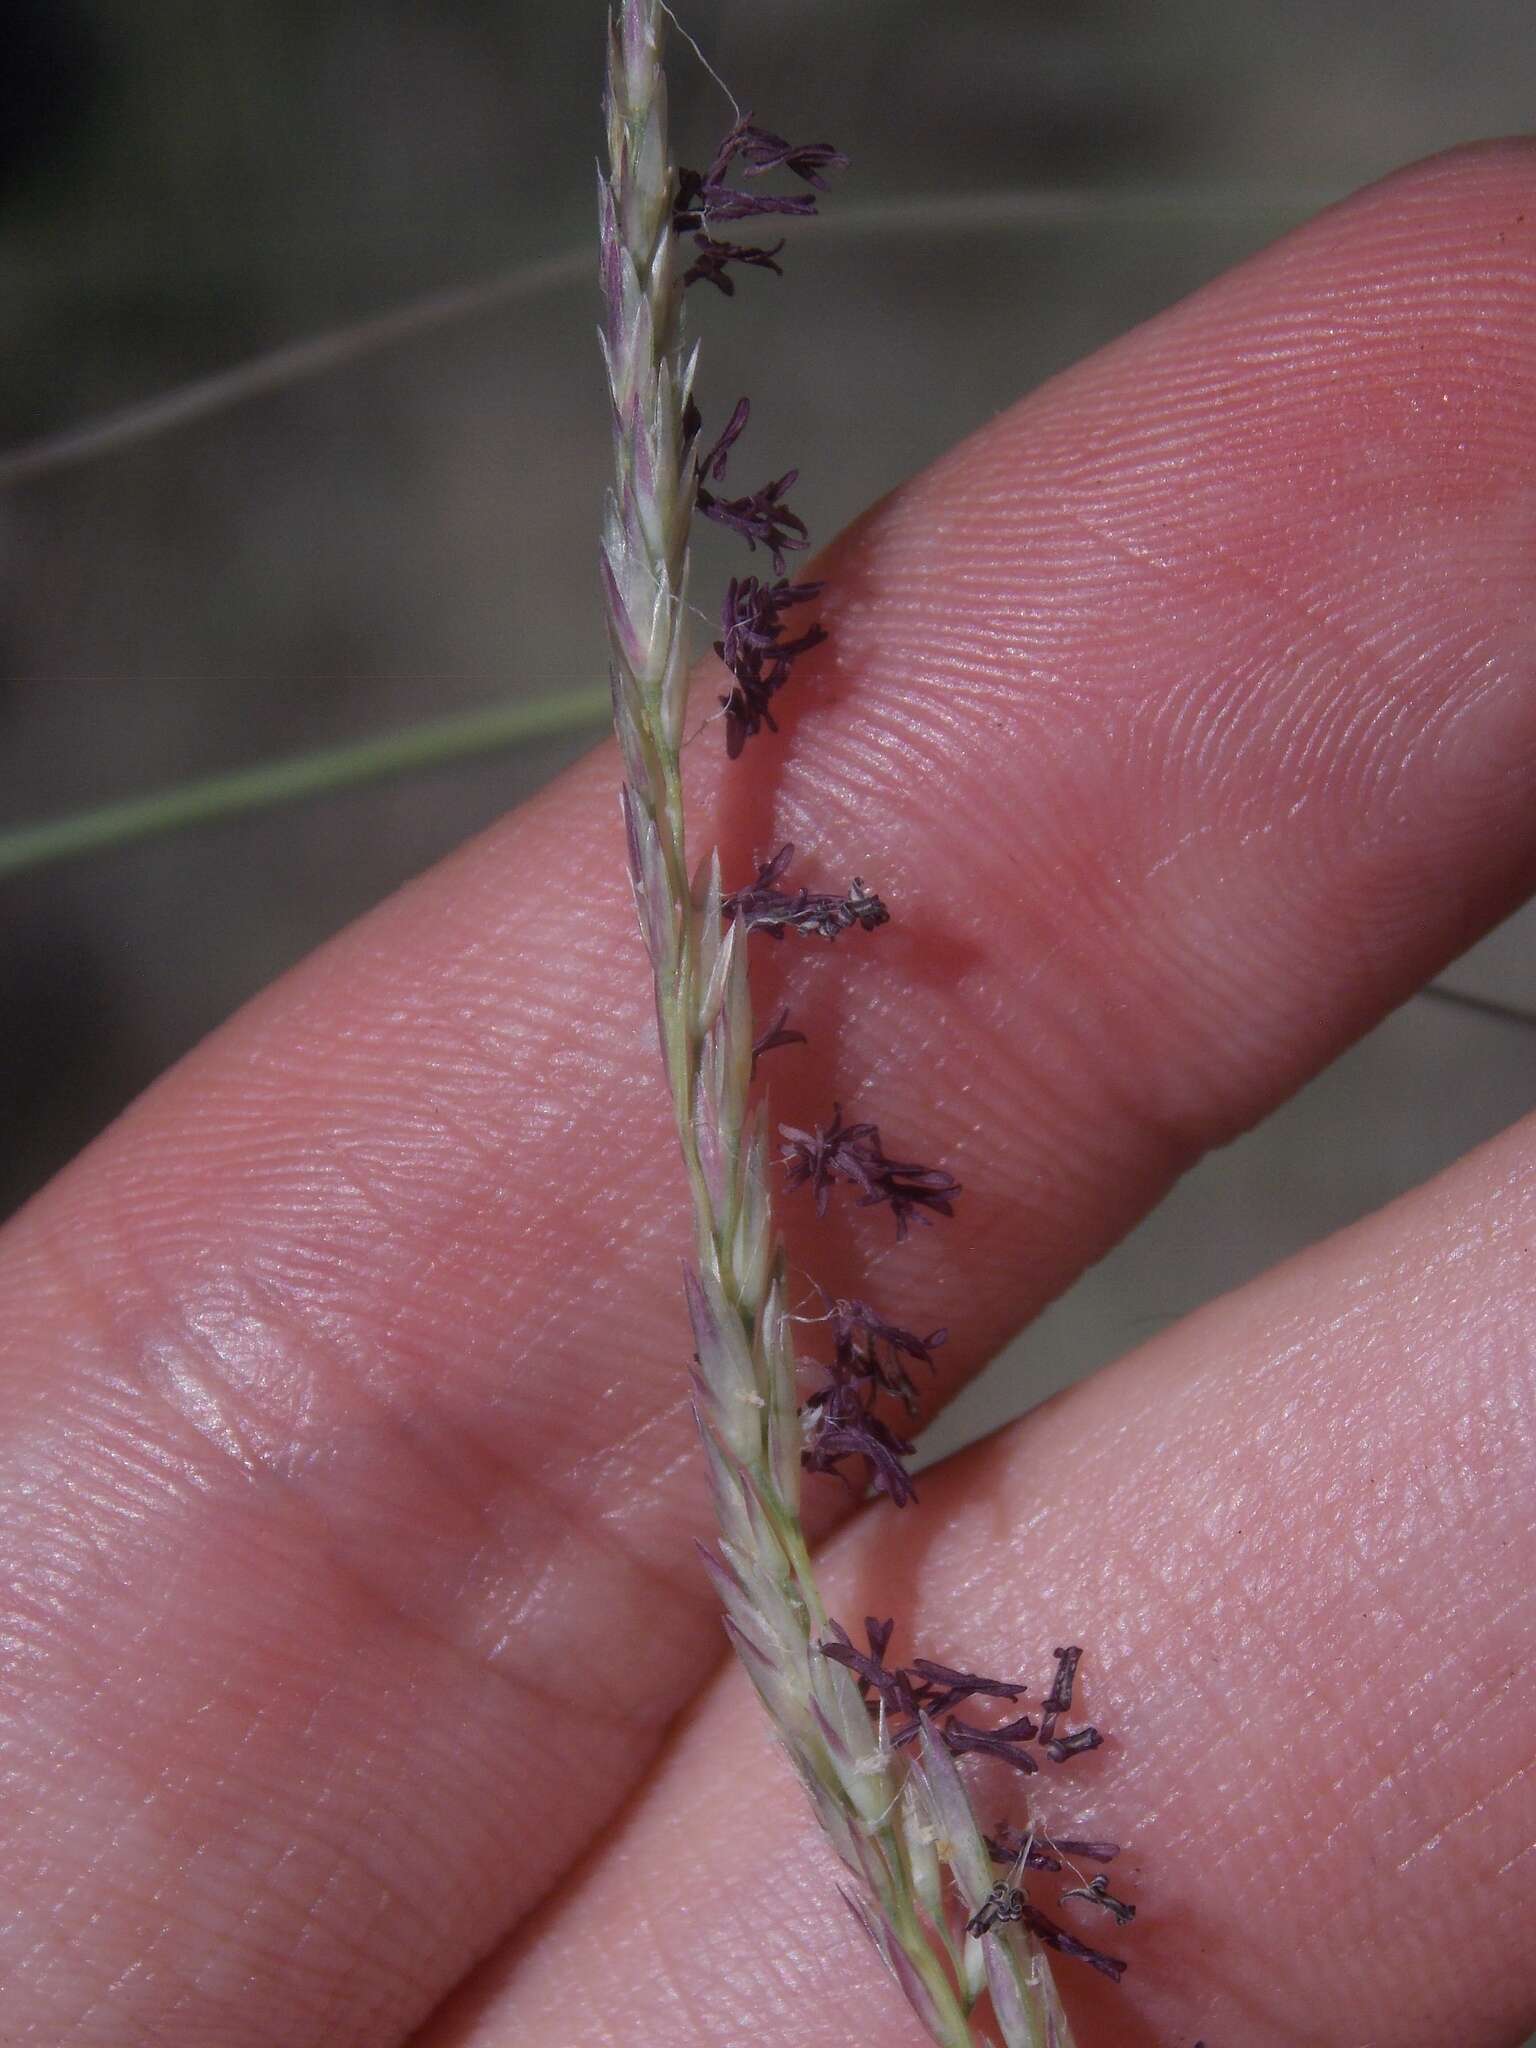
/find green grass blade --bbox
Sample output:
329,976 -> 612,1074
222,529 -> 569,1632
0,686 -> 611,880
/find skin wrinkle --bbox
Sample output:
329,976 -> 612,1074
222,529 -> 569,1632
220,1763 -> 449,1966
579,1408 -> 702,1542
469,1471 -> 701,1674
58,1970 -> 167,2048
288,1390 -> 706,1692
89,1618 -> 358,1880
147,1125 -> 627,1442
1395,1753 -> 1536,1880
156,1831 -> 379,2011
37,1794 -> 280,2027
149,1265 -> 395,1481
1114,549 -> 1505,837
135,1735 -> 455,2039
638,1830 -> 839,2048
22,1774 -> 171,1959
108,1151 -> 399,1289
1432,672 -> 1536,850
13,1261 -> 684,2031
4,1389 -> 235,1635
387,1222 -> 672,1394
318,1112 -> 517,1221
203,926 -> 654,1249
900,510 -> 1522,1152
1255,638 -> 1463,814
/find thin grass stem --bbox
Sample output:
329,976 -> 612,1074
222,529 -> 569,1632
0,251 -> 589,492
0,183 -> 1335,494
1414,980 -> 1536,1033
0,685 -> 610,879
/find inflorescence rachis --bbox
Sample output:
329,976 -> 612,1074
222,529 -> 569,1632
602,14 -> 1136,2038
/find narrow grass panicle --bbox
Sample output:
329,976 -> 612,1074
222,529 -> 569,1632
600,7 -> 1132,2040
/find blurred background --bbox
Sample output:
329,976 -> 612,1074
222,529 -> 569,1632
2,0 -> 1534,1467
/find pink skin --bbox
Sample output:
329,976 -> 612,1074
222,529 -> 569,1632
0,140 -> 1533,2047
426,1117 -> 1536,2048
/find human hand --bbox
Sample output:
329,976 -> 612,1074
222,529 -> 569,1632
2,141 -> 1533,2048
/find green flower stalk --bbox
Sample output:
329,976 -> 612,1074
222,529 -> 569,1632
599,5 -> 1087,2041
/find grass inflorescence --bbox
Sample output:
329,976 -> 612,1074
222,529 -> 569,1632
600,7 -> 1133,2039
